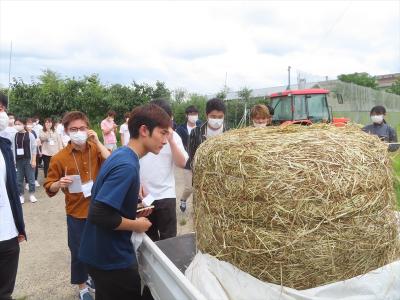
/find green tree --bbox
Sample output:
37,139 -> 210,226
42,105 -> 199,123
338,72 -> 378,89
386,78 -> 400,95
152,81 -> 171,100
237,87 -> 253,102
7,70 -> 171,126
216,89 -> 227,100
172,88 -> 187,104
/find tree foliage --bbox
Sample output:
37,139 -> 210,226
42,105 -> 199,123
8,70 -> 171,125
7,69 -> 270,129
337,72 -> 378,89
238,87 -> 253,102
386,78 -> 400,95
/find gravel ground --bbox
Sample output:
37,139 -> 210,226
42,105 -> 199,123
13,168 -> 194,300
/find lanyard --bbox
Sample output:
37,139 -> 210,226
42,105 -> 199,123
72,149 -> 92,180
15,132 -> 26,149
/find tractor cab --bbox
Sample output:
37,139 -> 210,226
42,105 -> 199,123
269,89 -> 332,125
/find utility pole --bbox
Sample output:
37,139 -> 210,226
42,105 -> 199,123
224,72 -> 227,92
8,41 -> 13,109
287,66 -> 291,90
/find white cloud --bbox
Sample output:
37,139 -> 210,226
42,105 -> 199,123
0,0 -> 399,93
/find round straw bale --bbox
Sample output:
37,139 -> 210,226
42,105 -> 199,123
193,125 -> 400,289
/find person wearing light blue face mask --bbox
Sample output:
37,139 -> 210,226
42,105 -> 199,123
362,105 -> 399,152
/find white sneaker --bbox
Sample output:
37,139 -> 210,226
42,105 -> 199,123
20,195 -> 25,204
35,180 -> 40,187
25,183 -> 29,190
29,194 -> 38,203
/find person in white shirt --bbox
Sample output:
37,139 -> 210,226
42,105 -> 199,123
119,112 -> 130,146
32,116 -> 43,135
139,99 -> 189,241
55,118 -> 71,147
0,113 -> 17,142
0,93 -> 26,300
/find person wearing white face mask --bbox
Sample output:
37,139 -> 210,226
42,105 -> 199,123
11,118 -> 38,204
44,111 -> 110,300
250,104 -> 270,128
25,118 -> 41,188
176,105 -> 201,212
362,105 -> 399,152
39,118 -> 63,178
188,97 -> 227,170
0,113 -> 17,142
0,93 -> 27,300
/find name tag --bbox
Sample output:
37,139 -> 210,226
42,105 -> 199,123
49,139 -> 55,146
17,148 -> 24,155
81,180 -> 93,198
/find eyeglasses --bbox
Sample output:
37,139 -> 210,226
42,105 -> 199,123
68,126 -> 88,133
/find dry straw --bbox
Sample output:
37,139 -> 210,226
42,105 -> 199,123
193,124 -> 400,289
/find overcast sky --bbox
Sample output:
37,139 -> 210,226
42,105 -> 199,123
0,0 -> 399,95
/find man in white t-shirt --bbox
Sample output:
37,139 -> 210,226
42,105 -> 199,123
139,99 -> 188,241
0,94 -> 26,300
119,112 -> 130,146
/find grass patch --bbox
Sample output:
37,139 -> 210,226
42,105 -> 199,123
179,218 -> 187,226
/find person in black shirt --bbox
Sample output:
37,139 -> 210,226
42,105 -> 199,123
175,105 -> 200,212
12,118 -> 38,204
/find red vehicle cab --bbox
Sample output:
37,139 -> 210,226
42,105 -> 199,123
268,88 -> 349,126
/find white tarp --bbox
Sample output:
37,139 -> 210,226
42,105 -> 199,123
185,252 -> 400,300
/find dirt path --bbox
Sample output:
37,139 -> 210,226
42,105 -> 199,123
13,168 -> 194,300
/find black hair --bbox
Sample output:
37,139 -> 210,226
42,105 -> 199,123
150,99 -> 172,117
185,105 -> 199,115
370,105 -> 386,115
206,98 -> 226,115
128,104 -> 171,139
15,117 -> 26,125
0,92 -> 8,108
8,113 -> 15,118
266,104 -> 274,116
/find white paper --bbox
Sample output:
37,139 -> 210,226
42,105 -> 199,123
68,175 -> 82,193
142,194 -> 155,207
17,148 -> 24,155
81,180 -> 93,198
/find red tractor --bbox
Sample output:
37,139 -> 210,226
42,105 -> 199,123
268,88 -> 349,126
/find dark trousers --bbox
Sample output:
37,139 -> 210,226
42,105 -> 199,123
67,215 -> 88,285
42,155 -> 52,178
16,158 -> 35,195
35,154 -> 41,180
146,198 -> 177,242
87,264 -> 142,300
0,237 -> 19,300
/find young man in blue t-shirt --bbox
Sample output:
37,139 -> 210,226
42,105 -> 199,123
79,104 -> 171,299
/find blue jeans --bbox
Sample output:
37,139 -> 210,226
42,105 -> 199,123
67,215 -> 88,285
16,158 -> 35,195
